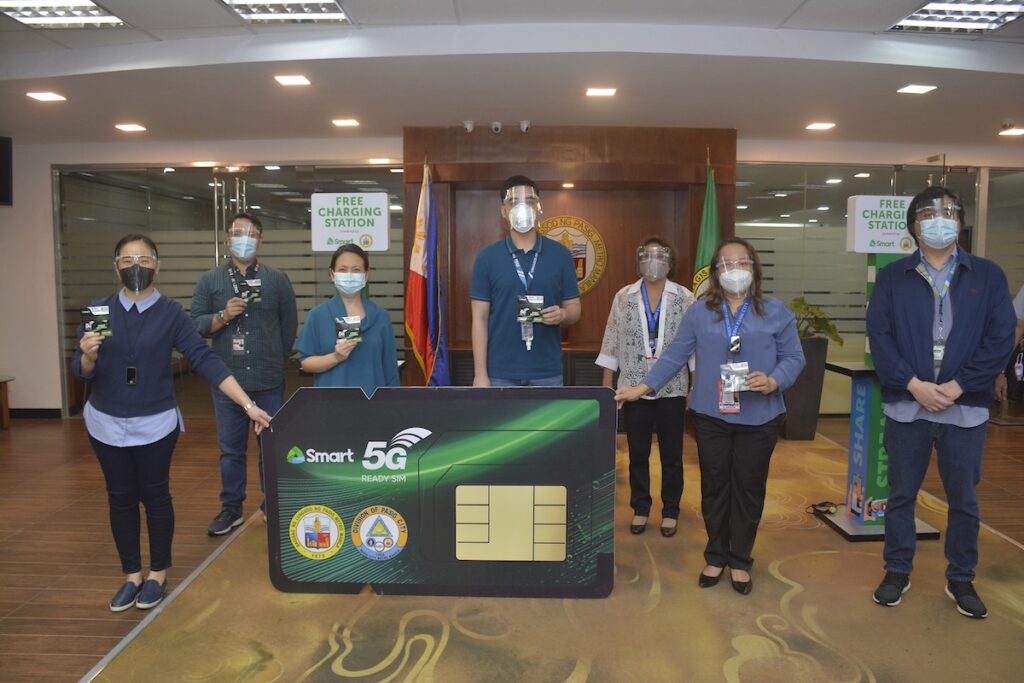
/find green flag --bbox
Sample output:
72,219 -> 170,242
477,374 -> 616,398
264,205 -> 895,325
692,163 -> 720,295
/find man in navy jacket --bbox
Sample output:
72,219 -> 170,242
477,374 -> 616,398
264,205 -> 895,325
867,187 -> 1015,619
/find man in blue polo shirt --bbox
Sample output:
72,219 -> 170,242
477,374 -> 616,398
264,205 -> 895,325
471,176 -> 581,386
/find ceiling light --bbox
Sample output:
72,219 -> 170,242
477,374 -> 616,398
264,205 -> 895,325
389,168 -> 403,173
26,91 -> 65,101
224,166 -> 241,172
562,183 -> 575,188
115,123 -> 146,132
271,191 -> 301,196
736,205 -> 748,210
808,219 -> 820,223
826,178 -> 843,184
226,1 -> 348,24
250,183 -> 287,188
854,172 -> 871,178
368,158 -> 391,164
999,124 -> 1024,136
806,122 -> 836,131
274,75 -> 310,86
818,206 -> 829,211
737,222 -> 804,228
264,165 -> 281,171
774,192 -> 788,197
898,84 -> 937,94
891,2 -> 1023,33
343,180 -> 376,186
193,161 -> 216,167
2,1 -> 126,28
586,87 -> 616,97
780,214 -> 791,218
332,118 -> 359,127
390,204 -> 403,211
163,167 -> 175,173
249,205 -> 261,209
183,196 -> 194,200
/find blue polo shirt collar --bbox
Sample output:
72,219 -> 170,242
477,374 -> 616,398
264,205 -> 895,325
505,233 -> 543,255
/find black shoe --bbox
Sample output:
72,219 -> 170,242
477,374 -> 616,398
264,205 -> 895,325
699,567 -> 723,588
109,581 -> 142,612
136,579 -> 167,610
945,581 -> 988,618
873,571 -> 911,606
660,519 -> 678,537
731,577 -> 752,595
629,516 -> 648,535
207,509 -> 243,536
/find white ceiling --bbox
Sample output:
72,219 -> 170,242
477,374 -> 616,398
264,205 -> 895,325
0,0 -> 1022,149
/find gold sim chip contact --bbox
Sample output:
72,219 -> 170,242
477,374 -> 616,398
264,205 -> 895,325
454,485 -> 567,561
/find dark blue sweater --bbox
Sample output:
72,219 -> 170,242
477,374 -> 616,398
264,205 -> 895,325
867,250 -> 1015,407
72,293 -> 231,417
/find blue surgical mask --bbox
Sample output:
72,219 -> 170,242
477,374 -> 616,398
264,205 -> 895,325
334,272 -> 365,295
919,217 -> 958,249
230,235 -> 258,260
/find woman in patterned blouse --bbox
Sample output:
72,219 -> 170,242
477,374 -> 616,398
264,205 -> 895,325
596,237 -> 695,537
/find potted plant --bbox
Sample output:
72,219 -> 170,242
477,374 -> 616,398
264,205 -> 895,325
781,297 -> 843,440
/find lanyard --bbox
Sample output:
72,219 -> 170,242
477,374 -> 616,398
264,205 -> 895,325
722,299 -> 751,342
640,281 -> 662,356
227,261 -> 258,296
511,251 -> 539,292
915,251 -> 957,340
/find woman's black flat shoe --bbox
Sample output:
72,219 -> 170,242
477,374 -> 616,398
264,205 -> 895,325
731,578 -> 752,595
699,571 -> 722,588
629,522 -> 647,535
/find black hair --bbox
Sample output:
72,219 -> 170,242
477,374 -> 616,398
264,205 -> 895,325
330,243 -> 369,271
113,234 -> 158,259
906,187 -> 964,247
500,175 -> 539,200
638,235 -> 677,280
229,212 -> 263,233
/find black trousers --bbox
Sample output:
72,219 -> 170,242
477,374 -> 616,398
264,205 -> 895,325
692,412 -> 782,571
623,396 -> 685,519
89,429 -> 178,574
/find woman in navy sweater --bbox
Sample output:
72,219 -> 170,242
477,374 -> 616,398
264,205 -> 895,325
72,235 -> 271,612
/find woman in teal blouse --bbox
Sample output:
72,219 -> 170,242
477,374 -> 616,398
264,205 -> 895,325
297,244 -> 400,395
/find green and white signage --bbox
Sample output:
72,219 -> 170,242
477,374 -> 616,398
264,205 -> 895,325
845,195 -> 915,254
311,192 -> 390,252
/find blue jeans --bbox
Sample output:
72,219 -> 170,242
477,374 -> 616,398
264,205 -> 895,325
490,374 -> 563,387
882,417 -> 986,582
211,383 -> 285,515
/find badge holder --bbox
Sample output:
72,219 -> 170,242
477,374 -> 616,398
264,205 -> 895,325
718,361 -> 749,414
932,339 -> 945,366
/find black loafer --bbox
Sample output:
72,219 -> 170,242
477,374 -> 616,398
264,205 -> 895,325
660,522 -> 678,538
699,570 -> 723,588
731,578 -> 753,595
629,522 -> 647,535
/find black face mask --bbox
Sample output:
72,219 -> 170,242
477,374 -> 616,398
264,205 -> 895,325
119,264 -> 156,293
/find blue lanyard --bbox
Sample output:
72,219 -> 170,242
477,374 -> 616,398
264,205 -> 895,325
915,251 -> 958,340
641,281 -> 661,355
511,251 -> 539,292
722,299 -> 751,341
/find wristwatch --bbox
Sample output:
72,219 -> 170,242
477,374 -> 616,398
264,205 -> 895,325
216,310 -> 227,323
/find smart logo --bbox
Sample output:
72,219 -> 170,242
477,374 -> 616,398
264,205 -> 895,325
287,428 -> 433,471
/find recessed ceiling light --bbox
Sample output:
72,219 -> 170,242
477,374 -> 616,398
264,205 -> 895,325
736,205 -> 748,210
26,91 -> 65,102
3,2 -> 126,28
389,168 -> 403,174
780,214 -> 791,218
806,122 -> 836,131
826,178 -> 843,184
193,161 -> 216,167
891,3 -> 1022,34
208,182 -> 216,187
226,1 -> 348,24
183,195 -> 194,200
389,204 -> 403,211
249,205 -> 261,209
250,183 -> 288,188
225,166 -> 241,172
115,123 -> 146,132
854,172 -> 871,178
774,192 -> 788,197
332,118 -> 359,127
562,183 -> 575,189
999,125 -> 1024,136
264,165 -> 281,171
808,219 -> 819,223
368,158 -> 391,164
163,167 -> 175,173
818,206 -> 829,211
898,84 -> 937,94
275,75 -> 310,86
586,87 -> 616,97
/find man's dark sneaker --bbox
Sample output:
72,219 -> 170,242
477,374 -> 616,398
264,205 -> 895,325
207,509 -> 243,536
946,581 -> 988,619
873,571 -> 910,606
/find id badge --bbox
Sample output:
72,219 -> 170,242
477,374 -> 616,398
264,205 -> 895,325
1015,352 -> 1023,382
517,294 -> 544,323
718,380 -> 740,414
231,334 -> 246,356
932,339 -> 945,365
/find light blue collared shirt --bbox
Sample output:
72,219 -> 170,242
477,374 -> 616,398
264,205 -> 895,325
84,288 -> 184,447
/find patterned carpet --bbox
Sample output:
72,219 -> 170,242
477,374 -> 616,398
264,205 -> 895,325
90,434 -> 1024,682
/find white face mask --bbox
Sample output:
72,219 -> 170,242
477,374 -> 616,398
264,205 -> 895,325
334,272 -> 365,295
508,203 -> 538,233
230,235 -> 258,260
639,260 -> 669,282
719,269 -> 753,295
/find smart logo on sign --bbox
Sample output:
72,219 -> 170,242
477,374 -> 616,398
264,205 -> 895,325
286,428 -> 433,482
286,446 -> 306,464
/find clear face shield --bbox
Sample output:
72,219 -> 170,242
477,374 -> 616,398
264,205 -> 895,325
503,185 -> 542,233
915,197 -> 960,249
716,256 -> 754,295
637,244 -> 671,282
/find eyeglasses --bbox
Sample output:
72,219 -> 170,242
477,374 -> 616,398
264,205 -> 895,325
716,258 -> 753,270
114,255 -> 157,268
915,205 -> 960,220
